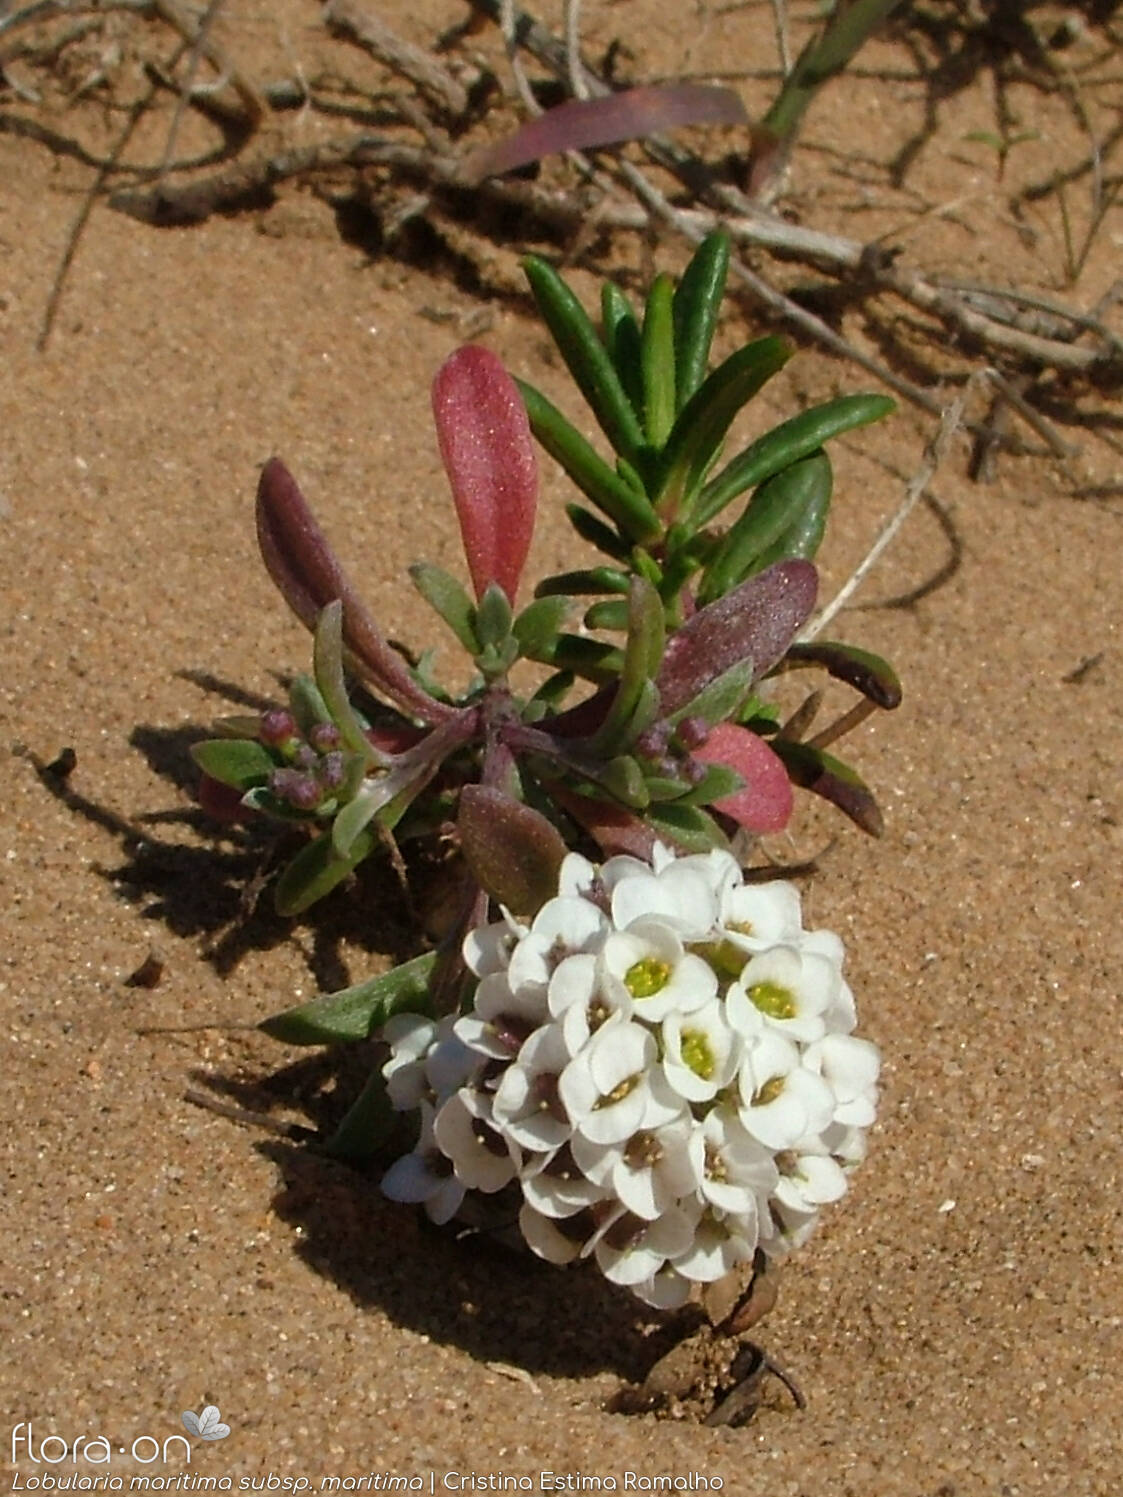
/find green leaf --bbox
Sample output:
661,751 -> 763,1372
598,754 -> 650,808
672,230 -> 731,408
191,738 -> 276,790
473,580 -> 514,649
565,503 -> 631,561
535,567 -> 631,598
676,762 -> 745,806
526,632 -> 623,681
288,674 -> 332,737
512,595 -> 571,658
641,273 -> 676,448
332,785 -> 381,858
314,601 -> 380,763
324,1065 -> 399,1162
695,393 -> 896,528
523,255 -> 647,464
647,802 -> 728,852
781,640 -> 902,708
602,281 -> 645,418
409,563 -> 479,653
590,576 -> 665,753
654,337 -> 791,523
668,657 -> 757,727
583,598 -> 630,632
260,951 -> 436,1045
699,450 -> 832,603
273,825 -> 378,915
771,739 -> 884,835
519,380 -> 661,543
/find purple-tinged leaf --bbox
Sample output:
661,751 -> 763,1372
432,346 -> 538,605
458,786 -> 567,916
255,459 -> 455,724
693,722 -> 793,835
462,84 -> 748,184
782,640 -> 902,709
549,784 -> 657,861
657,559 -> 818,716
771,739 -> 884,837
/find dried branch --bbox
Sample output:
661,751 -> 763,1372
323,0 -> 469,120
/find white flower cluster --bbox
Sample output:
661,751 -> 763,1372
379,844 -> 879,1308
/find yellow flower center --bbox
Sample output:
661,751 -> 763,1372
750,980 -> 797,1021
680,1029 -> 715,1079
625,957 -> 671,999
751,1075 -> 786,1107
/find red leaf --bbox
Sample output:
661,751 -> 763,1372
693,722 -> 793,834
432,346 -> 538,604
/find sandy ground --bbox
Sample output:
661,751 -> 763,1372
2,3 -> 1121,1494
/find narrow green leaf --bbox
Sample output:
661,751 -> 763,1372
655,337 -> 791,522
699,450 -> 832,603
599,754 -> 650,807
771,739 -> 884,835
590,577 -> 665,752
409,563 -> 479,652
288,674 -> 332,737
524,632 -> 623,681
191,738 -> 276,790
667,658 -> 757,727
602,281 -> 645,418
274,825 -> 378,915
641,274 -> 676,448
473,580 -> 514,649
583,598 -> 630,631
314,601 -> 380,763
647,802 -> 728,852
260,951 -> 436,1045
324,1065 -> 398,1162
535,567 -> 631,598
519,380 -> 661,543
672,230 -> 732,408
781,641 -> 902,708
512,595 -> 571,658
332,785 -> 380,858
565,503 -> 631,561
523,256 -> 646,464
695,394 -> 896,528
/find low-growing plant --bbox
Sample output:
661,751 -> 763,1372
192,232 -> 899,1320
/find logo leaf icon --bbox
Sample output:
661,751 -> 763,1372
181,1406 -> 231,1441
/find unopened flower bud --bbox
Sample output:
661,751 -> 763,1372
317,751 -> 346,791
309,722 -> 342,753
259,708 -> 297,747
676,716 -> 710,750
270,767 -> 322,811
634,721 -> 672,760
293,743 -> 319,771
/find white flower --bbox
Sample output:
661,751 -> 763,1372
599,917 -> 717,1022
719,879 -> 804,952
572,1114 -> 703,1221
803,1032 -> 880,1126
661,998 -> 741,1103
433,1088 -> 520,1193
506,895 -> 610,990
594,1203 -> 699,1287
699,1107 -> 778,1217
519,1202 -> 596,1263
727,945 -> 836,1044
671,1207 -> 757,1283
773,1145 -> 849,1214
463,910 -> 527,977
557,851 -> 598,899
380,1102 -> 465,1225
632,1264 -> 694,1310
491,1022 -> 572,1151
454,971 -> 549,1059
519,1142 -> 608,1218
558,1017 -> 676,1144
605,856 -> 720,940
381,1014 -> 438,1111
737,1031 -> 835,1150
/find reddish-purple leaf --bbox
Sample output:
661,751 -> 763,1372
549,784 -> 657,860
458,785 -> 567,915
462,84 -> 748,183
432,346 -> 538,604
255,458 -> 454,724
658,559 -> 818,716
693,723 -> 793,834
